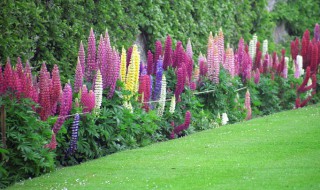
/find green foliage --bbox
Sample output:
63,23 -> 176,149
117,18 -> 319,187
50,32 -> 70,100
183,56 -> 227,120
0,0 -> 273,81
0,95 -> 55,188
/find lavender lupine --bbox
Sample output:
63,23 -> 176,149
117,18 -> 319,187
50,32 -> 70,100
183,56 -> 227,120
163,35 -> 172,70
186,38 -> 193,59
157,75 -> 167,117
147,50 -> 154,75
152,58 -> 163,101
67,113 -> 80,155
78,41 -> 85,75
314,23 -> 320,41
86,28 -> 97,82
245,90 -> 252,120
74,57 -> 83,93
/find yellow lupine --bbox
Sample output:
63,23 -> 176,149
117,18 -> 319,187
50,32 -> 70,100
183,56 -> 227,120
132,45 -> 140,94
120,47 -> 127,83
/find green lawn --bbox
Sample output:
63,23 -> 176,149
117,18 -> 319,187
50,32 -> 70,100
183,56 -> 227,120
7,105 -> 320,190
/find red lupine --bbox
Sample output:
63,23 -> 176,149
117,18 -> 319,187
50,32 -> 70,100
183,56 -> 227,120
44,132 -> 57,150
78,41 -> 85,75
4,58 -> 13,91
296,67 -> 317,108
16,57 -> 24,79
126,46 -> 133,68
301,29 -> 310,69
310,41 -> 318,74
86,28 -> 97,82
277,49 -> 285,75
147,50 -> 154,75
163,35 -> 173,70
74,57 -> 83,93
175,67 -> 185,102
51,64 -> 62,114
173,41 -> 184,68
290,38 -> 300,61
38,63 -> 51,120
172,111 -> 192,137
272,52 -> 279,71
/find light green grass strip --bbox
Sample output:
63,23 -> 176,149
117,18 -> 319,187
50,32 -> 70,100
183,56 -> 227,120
8,105 -> 320,190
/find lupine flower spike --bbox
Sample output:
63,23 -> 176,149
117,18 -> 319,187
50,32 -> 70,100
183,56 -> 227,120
94,69 -> 103,113
67,113 -> 80,155
157,75 -> 167,117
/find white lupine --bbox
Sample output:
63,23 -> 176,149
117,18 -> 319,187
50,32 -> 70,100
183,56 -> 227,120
157,75 -> 167,117
297,55 -> 304,76
307,78 -> 312,96
221,113 -> 229,125
262,40 -> 268,57
283,57 -> 289,79
123,101 -> 133,113
94,69 -> 103,111
249,40 -> 255,61
169,95 -> 176,114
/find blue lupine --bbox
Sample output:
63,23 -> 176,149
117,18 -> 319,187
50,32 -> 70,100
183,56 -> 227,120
67,113 -> 80,155
152,58 -> 163,101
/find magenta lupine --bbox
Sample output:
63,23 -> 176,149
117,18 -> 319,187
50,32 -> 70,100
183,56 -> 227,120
78,41 -> 85,75
301,29 -> 310,69
245,90 -> 252,120
237,37 -> 245,66
147,50 -> 154,75
74,57 -> 83,93
173,41 -> 184,68
16,57 -> 24,79
163,35 -> 173,70
241,52 -> 252,82
108,49 -> 120,98
186,38 -> 193,59
86,28 -> 97,82
52,83 -> 72,134
12,69 -> 22,97
254,69 -> 260,84
185,54 -> 193,83
314,23 -> 320,41
213,45 -> 220,84
154,40 -> 162,74
152,58 -> 163,101
174,67 -> 185,102
199,54 -> 208,77
98,35 -> 108,89
38,63 -> 51,121
51,65 -> 62,114
67,113 -> 80,155
172,111 -> 191,138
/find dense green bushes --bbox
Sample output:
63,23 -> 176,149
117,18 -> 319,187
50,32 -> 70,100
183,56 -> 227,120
0,0 -> 273,81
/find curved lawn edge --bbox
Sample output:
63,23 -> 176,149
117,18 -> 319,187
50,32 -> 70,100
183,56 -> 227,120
7,104 -> 320,190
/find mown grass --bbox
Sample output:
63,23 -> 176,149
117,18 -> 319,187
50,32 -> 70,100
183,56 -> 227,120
7,105 -> 320,190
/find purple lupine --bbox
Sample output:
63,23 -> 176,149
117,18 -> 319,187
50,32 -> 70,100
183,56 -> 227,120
314,23 -> 320,41
163,35 -> 173,70
98,35 -> 108,89
174,67 -> 185,102
67,113 -> 80,155
108,49 -> 120,98
74,57 -> 83,93
78,41 -> 85,75
186,38 -> 193,59
154,40 -> 162,74
86,28 -> 97,82
152,58 -> 163,101
147,50 -> 154,75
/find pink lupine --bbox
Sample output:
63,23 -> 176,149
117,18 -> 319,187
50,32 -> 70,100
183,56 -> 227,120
147,50 -> 154,75
38,63 -> 51,121
207,38 -> 214,80
4,58 -> 13,91
16,57 -> 24,79
51,65 -> 62,114
81,85 -> 95,113
272,52 -> 279,71
225,48 -> 235,77
254,69 -> 260,84
218,29 -> 225,65
74,57 -> 83,93
12,69 -> 22,97
78,41 -> 86,74
199,55 -> 208,77
154,40 -> 163,74
213,45 -> 220,84
163,35 -> 173,70
245,90 -> 252,120
108,49 -> 120,98
86,28 -> 97,82
175,67 -> 185,102
234,54 -> 239,76
186,38 -> 193,59
24,61 -> 32,78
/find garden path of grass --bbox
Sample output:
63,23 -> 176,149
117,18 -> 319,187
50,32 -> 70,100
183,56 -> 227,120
8,104 -> 320,190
